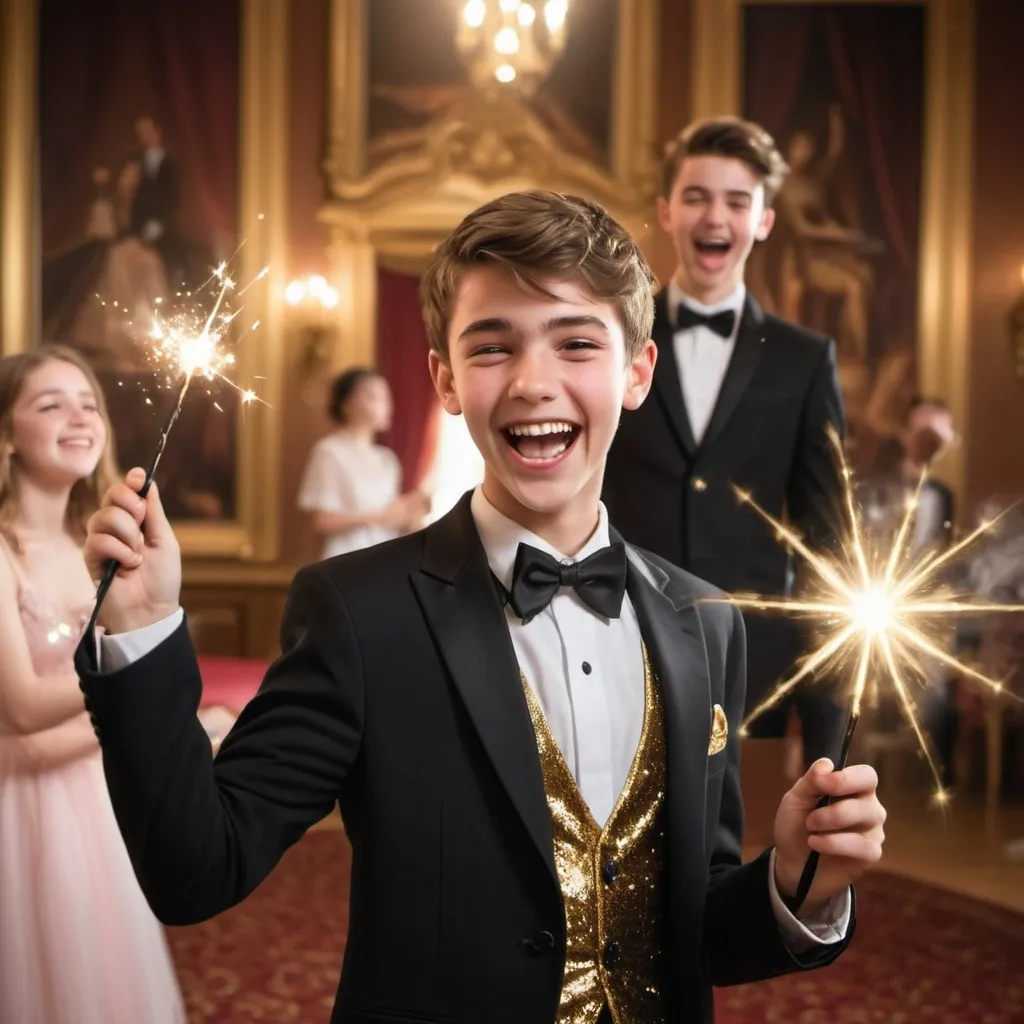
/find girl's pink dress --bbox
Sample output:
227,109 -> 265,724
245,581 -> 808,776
0,548 -> 187,1023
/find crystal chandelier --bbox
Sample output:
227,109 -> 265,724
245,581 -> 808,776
457,0 -> 570,93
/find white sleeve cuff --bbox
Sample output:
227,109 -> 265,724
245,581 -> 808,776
768,848 -> 852,952
97,608 -> 185,674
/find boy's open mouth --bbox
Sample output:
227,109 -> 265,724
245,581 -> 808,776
694,237 -> 732,257
502,420 -> 580,462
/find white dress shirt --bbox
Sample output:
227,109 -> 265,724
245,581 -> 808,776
668,280 -> 746,444
98,487 -> 850,949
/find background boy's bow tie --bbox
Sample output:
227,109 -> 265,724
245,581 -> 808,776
676,303 -> 736,338
509,542 -> 627,623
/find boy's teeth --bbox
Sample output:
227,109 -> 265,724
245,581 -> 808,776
504,421 -> 577,460
506,421 -> 574,436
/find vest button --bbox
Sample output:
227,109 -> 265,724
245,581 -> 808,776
603,940 -> 621,969
602,860 -> 618,885
691,476 -> 708,492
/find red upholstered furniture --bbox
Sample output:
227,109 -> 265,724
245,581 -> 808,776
197,656 -> 268,713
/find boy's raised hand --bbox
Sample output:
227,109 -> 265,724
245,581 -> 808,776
772,759 -> 886,913
85,467 -> 182,635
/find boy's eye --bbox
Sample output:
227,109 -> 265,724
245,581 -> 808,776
562,339 -> 598,352
468,344 -> 507,358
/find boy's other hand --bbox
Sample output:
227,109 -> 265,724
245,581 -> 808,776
85,468 -> 182,634
772,758 -> 886,913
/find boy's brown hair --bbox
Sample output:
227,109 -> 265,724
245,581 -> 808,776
420,191 -> 656,363
661,117 -> 789,206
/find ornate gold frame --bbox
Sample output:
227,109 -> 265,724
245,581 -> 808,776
319,0 -> 662,370
691,0 -> 975,499
0,0 -> 289,560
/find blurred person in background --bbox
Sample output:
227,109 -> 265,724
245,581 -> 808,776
298,368 -> 429,560
0,346 -> 185,1023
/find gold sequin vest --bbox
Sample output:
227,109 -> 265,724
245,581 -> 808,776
521,644 -> 668,1024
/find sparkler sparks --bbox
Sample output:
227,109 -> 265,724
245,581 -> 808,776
145,261 -> 268,408
719,426 -> 1024,804
86,257 -> 270,635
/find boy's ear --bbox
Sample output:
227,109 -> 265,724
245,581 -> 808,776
622,339 -> 657,411
428,350 -> 463,415
655,195 -> 672,234
754,206 -> 776,243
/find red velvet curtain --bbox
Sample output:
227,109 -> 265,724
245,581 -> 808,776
375,268 -> 441,491
823,9 -> 922,275
743,9 -> 812,141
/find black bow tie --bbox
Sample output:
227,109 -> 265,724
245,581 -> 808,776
676,303 -> 736,339
507,542 -> 627,624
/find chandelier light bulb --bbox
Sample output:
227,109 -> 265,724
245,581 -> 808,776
463,0 -> 486,29
517,4 -> 536,26
544,0 -> 568,31
494,27 -> 520,54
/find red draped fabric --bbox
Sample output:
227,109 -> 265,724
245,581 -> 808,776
375,268 -> 441,490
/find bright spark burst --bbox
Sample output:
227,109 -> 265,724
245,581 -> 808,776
717,426 -> 1024,803
146,261 -> 268,407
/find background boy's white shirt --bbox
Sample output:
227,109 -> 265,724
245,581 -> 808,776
667,279 -> 746,444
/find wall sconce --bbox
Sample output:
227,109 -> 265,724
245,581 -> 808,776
1011,264 -> 1024,382
285,276 -> 340,405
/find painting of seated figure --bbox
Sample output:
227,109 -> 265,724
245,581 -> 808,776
740,3 -> 925,478
37,0 -> 242,522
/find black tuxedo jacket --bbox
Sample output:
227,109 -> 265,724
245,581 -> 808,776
603,290 -> 846,702
129,154 -> 181,236
77,496 -> 850,1024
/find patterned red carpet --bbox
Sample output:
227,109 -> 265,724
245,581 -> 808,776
167,831 -> 1024,1023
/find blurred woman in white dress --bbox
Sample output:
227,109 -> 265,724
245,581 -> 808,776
298,368 -> 429,560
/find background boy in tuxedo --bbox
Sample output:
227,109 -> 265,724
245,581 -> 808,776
78,191 -> 884,1024
603,118 -> 848,770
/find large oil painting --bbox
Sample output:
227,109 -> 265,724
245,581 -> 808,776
742,3 -> 925,476
38,0 -> 241,521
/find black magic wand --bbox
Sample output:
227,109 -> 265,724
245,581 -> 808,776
786,709 -> 860,914
85,372 -> 193,638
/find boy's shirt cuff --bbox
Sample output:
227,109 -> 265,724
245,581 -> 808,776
768,848 -> 851,952
96,608 -> 185,673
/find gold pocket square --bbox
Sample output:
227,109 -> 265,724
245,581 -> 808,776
708,704 -> 728,756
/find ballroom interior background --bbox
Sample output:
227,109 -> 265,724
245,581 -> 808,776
1,0 -> 1022,660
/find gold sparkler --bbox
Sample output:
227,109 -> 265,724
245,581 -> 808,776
87,256 -> 270,633
720,426 -> 1024,806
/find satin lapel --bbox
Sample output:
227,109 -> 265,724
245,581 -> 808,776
650,290 -> 697,457
624,552 -> 711,869
410,495 -> 558,887
700,294 -> 767,450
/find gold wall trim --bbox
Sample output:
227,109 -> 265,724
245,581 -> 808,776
320,0 -> 661,371
0,0 -> 290,561
690,0 -> 974,501
0,0 -> 38,356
